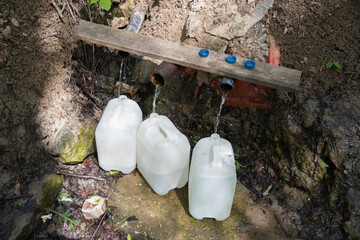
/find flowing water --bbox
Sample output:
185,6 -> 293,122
118,59 -> 124,97
152,86 -> 161,113
214,92 -> 228,133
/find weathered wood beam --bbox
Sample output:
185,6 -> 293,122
73,20 -> 302,91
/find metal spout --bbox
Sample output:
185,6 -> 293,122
220,77 -> 235,91
151,62 -> 179,87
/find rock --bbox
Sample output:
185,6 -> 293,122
50,122 -> 97,164
283,186 -> 309,210
186,0 -> 273,40
132,58 -> 158,84
194,32 -> 228,52
9,174 -> 62,240
11,17 -> 19,27
3,25 -> 11,36
29,174 -> 63,208
108,172 -> 249,239
120,0 -> 134,19
347,188 -> 360,216
301,98 -> 319,128
109,17 -> 128,29
82,196 -> 106,220
108,60 -> 119,78
8,212 -> 42,240
344,218 -> 360,240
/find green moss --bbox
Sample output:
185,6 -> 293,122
60,124 -> 96,164
29,174 -> 63,208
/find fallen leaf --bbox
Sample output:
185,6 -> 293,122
14,183 -> 21,196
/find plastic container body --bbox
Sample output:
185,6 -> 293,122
137,113 -> 190,195
95,95 -> 142,173
189,134 -> 236,221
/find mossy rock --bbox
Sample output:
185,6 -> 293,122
29,174 -> 63,208
50,122 -> 97,164
9,174 -> 63,240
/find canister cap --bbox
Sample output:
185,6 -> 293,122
119,95 -> 127,101
245,60 -> 256,69
199,49 -> 209,57
226,55 -> 236,64
150,113 -> 159,118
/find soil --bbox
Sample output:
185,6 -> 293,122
0,0 -> 359,239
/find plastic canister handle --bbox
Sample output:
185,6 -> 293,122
210,134 -> 223,168
158,122 -> 177,141
109,97 -> 127,125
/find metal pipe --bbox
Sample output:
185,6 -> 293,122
150,62 -> 180,87
219,77 -> 235,91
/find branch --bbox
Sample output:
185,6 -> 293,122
57,171 -> 106,181
51,0 -> 65,23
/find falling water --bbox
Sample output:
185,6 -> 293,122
214,92 -> 228,133
117,59 -> 124,97
152,86 -> 161,113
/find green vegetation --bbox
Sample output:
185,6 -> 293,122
235,160 -> 246,171
106,170 -> 120,175
326,61 -> 341,69
127,233 -> 132,240
44,208 -> 77,231
58,192 -> 74,203
11,51 -> 18,56
234,154 -> 246,171
89,0 -> 112,11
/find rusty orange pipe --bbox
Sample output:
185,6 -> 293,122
150,62 -> 180,87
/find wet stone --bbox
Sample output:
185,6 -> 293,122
108,172 -> 249,239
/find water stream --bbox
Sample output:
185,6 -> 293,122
152,86 -> 161,113
118,59 -> 124,97
214,92 -> 228,133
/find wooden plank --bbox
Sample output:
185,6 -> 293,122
73,20 -> 302,91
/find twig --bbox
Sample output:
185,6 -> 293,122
0,194 -> 33,201
66,0 -> 76,22
274,214 -> 289,238
91,210 -> 109,240
69,0 -> 80,17
60,0 -> 66,14
50,0 -> 65,23
57,171 -> 105,181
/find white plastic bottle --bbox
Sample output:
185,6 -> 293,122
189,133 -> 236,221
95,95 -> 142,173
136,113 -> 190,195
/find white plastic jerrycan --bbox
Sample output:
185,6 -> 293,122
95,95 -> 142,173
189,133 -> 236,221
136,113 -> 190,195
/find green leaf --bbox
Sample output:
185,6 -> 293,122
333,62 -> 341,69
99,0 -> 112,11
106,170 -> 120,175
56,209 -> 70,226
325,62 -> 334,69
95,199 -> 100,203
127,234 -> 131,240
44,208 -> 77,231
3,43 -> 9,47
11,51 -> 18,56
89,0 -> 99,4
234,153 -> 242,158
87,195 -> 99,199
